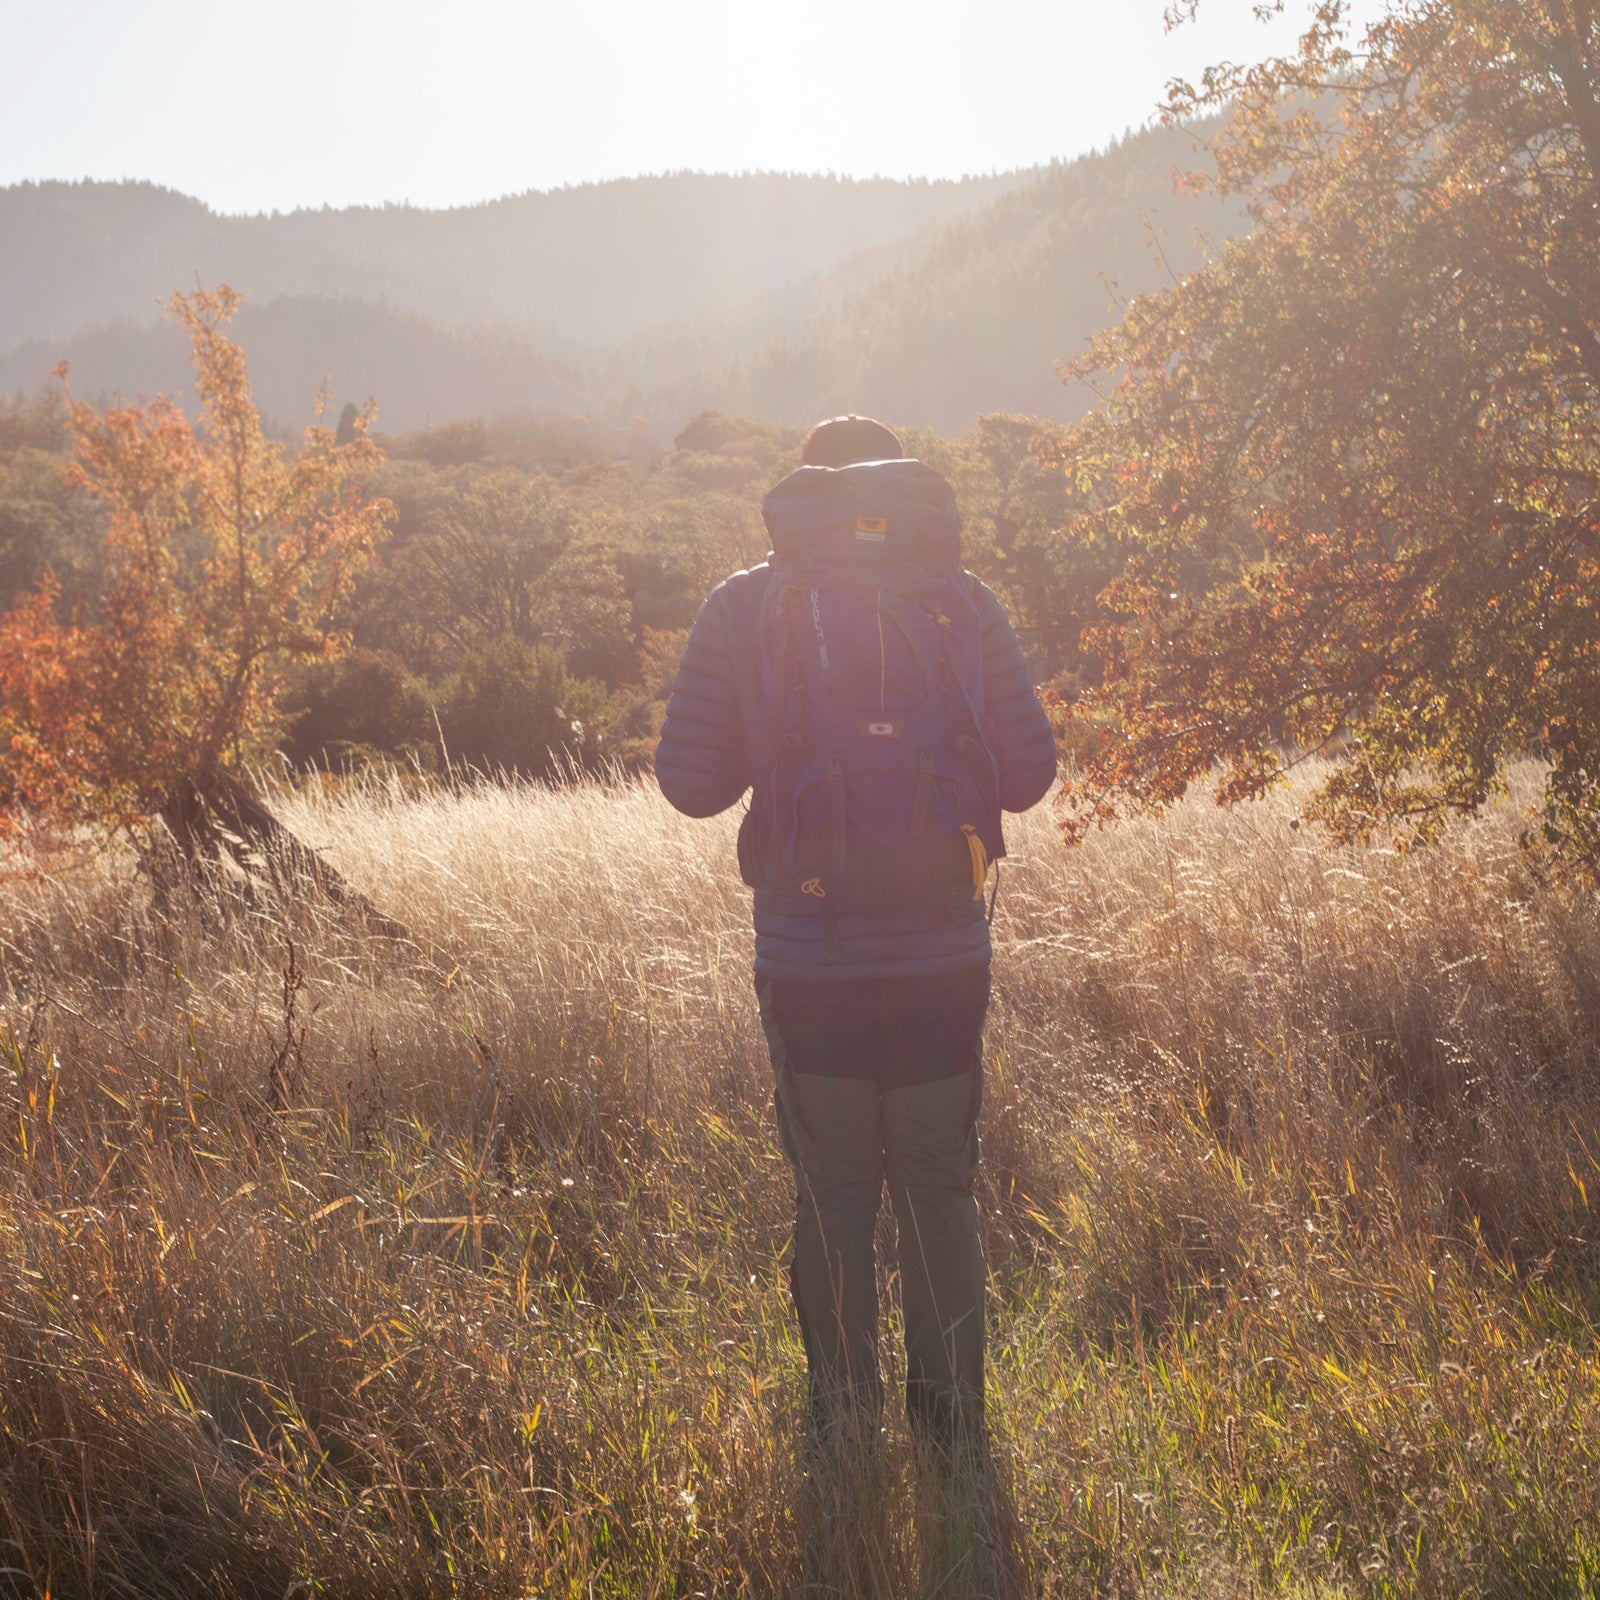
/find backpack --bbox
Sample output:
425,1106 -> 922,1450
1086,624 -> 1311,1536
737,458 -> 1003,926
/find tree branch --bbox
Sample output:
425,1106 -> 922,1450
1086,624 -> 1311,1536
1545,14 -> 1600,179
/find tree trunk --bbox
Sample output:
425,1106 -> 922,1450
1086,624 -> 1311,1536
153,773 -> 412,944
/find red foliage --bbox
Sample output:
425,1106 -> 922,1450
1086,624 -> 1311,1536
0,287 -> 393,845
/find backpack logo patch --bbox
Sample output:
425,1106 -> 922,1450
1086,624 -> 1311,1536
854,516 -> 887,543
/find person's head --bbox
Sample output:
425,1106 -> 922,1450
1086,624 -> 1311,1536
800,414 -> 903,468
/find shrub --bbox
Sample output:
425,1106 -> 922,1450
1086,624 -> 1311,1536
278,649 -> 436,772
435,638 -> 609,778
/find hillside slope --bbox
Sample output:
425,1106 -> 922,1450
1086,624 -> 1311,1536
638,120 -> 1239,430
0,171 -> 1026,355
0,126 -> 1241,434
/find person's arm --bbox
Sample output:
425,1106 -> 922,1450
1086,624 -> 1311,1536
655,581 -> 750,818
972,578 -> 1058,812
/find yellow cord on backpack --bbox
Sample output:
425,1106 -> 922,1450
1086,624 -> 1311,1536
960,823 -> 987,902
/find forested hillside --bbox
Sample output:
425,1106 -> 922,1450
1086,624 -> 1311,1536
643,121 -> 1239,431
0,170 -> 1023,354
0,122 -> 1235,435
6,298 -> 590,438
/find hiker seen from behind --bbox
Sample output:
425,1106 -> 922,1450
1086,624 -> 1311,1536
655,413 -> 1057,1469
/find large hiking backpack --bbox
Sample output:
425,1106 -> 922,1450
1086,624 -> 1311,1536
738,458 -> 1003,923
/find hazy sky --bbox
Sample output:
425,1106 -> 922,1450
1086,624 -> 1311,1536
2,0 -> 1382,214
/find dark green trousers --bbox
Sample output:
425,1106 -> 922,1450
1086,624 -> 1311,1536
757,974 -> 989,1453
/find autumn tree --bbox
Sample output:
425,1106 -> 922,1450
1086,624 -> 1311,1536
0,287 -> 394,889
397,471 -> 576,658
1055,0 -> 1600,864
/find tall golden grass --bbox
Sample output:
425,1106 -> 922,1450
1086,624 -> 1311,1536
0,765 -> 1596,1598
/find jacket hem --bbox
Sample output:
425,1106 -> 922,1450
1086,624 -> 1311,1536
751,948 -> 993,984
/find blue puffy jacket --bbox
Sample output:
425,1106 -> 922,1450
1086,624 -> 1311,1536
656,551 -> 1057,982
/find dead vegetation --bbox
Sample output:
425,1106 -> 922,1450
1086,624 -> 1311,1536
0,765 -> 1596,1598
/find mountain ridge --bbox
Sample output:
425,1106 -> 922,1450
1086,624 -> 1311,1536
0,126 -> 1239,436
0,170 -> 1030,353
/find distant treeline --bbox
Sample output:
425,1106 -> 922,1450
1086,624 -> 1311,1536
1,389 -> 1175,781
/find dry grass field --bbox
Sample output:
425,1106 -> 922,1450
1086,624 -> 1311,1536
0,766 -> 1597,1598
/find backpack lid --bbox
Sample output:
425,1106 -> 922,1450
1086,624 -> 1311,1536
761,458 -> 961,575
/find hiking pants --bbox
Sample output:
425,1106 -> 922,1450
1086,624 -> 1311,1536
756,968 -> 990,1454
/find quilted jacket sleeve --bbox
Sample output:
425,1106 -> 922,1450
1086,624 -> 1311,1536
972,577 -> 1058,813
655,580 -> 750,819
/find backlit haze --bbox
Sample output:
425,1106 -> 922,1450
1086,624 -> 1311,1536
3,0 -> 1383,213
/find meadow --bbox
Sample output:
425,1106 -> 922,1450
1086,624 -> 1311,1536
0,766 -> 1596,1599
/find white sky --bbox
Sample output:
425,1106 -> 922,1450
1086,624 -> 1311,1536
1,0 -> 1385,215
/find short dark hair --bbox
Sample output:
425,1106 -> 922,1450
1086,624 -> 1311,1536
800,414 -> 904,468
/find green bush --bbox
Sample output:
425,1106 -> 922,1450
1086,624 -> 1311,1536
436,639 -> 609,779
279,649 -> 435,771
